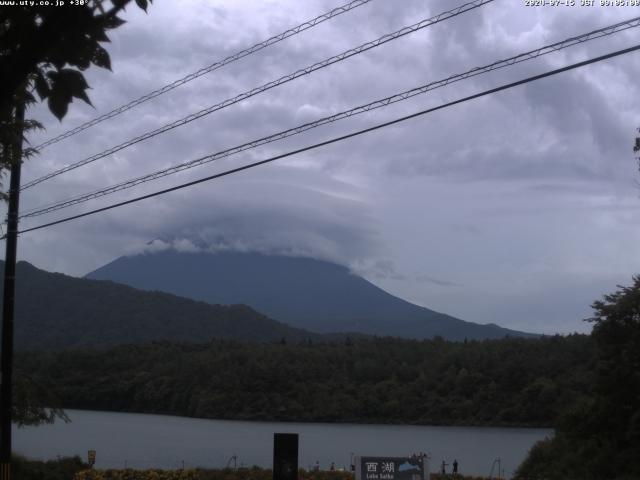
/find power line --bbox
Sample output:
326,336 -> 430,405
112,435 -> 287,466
21,0 -> 494,191
12,43 -> 640,238
20,15 -> 640,219
32,0 -> 375,151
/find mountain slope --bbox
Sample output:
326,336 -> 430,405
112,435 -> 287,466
1,260 -> 319,351
86,250 -> 534,340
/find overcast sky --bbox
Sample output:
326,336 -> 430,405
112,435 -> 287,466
5,0 -> 640,334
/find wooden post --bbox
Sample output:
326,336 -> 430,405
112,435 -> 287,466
0,100 -> 25,480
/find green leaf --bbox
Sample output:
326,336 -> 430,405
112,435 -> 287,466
135,0 -> 148,12
47,68 -> 93,118
23,119 -> 44,131
59,68 -> 89,88
48,91 -> 69,121
51,58 -> 65,69
67,42 -> 94,70
103,14 -> 126,30
23,90 -> 35,104
75,55 -> 92,71
63,71 -> 92,106
74,88 -> 92,106
34,73 -> 50,100
92,28 -> 111,43
22,147 -> 39,159
92,45 -> 111,70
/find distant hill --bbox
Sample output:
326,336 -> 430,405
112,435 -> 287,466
1,260 -> 319,351
86,250 -> 535,340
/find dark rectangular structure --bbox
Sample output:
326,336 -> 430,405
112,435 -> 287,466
273,433 -> 298,480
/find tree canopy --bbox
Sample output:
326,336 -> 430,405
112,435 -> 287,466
0,0 -> 152,424
0,0 -> 152,183
19,334 -> 594,428
516,276 -> 640,479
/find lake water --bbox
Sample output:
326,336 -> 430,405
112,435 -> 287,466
14,410 -> 552,478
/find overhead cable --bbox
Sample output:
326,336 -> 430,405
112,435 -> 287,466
21,0 -> 494,190
20,15 -> 640,219
12,43 -> 640,237
32,0 -> 376,151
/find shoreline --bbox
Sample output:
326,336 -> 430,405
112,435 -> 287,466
50,407 -> 557,431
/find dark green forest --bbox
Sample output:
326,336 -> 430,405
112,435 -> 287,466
18,334 -> 593,427
515,276 -> 640,479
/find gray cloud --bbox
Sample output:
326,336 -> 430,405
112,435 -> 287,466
6,0 -> 640,334
415,275 -> 463,288
351,258 -> 406,281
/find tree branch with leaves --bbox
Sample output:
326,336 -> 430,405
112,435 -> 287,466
0,0 -> 152,179
0,0 -> 152,426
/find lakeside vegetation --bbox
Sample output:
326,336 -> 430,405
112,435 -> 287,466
19,334 -> 593,427
76,470 -> 490,480
13,455 -> 88,480
12,458 -> 494,480
514,276 -> 640,479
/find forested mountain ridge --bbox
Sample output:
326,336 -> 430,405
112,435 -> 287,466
86,250 -> 535,340
19,335 -> 594,427
1,260 -> 320,350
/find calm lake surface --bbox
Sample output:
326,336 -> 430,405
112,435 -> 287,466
14,410 -> 552,478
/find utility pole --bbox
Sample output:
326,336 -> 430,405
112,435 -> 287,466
0,100 -> 25,480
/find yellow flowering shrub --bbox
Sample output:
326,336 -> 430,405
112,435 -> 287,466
75,467 -> 486,480
75,469 -> 200,480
